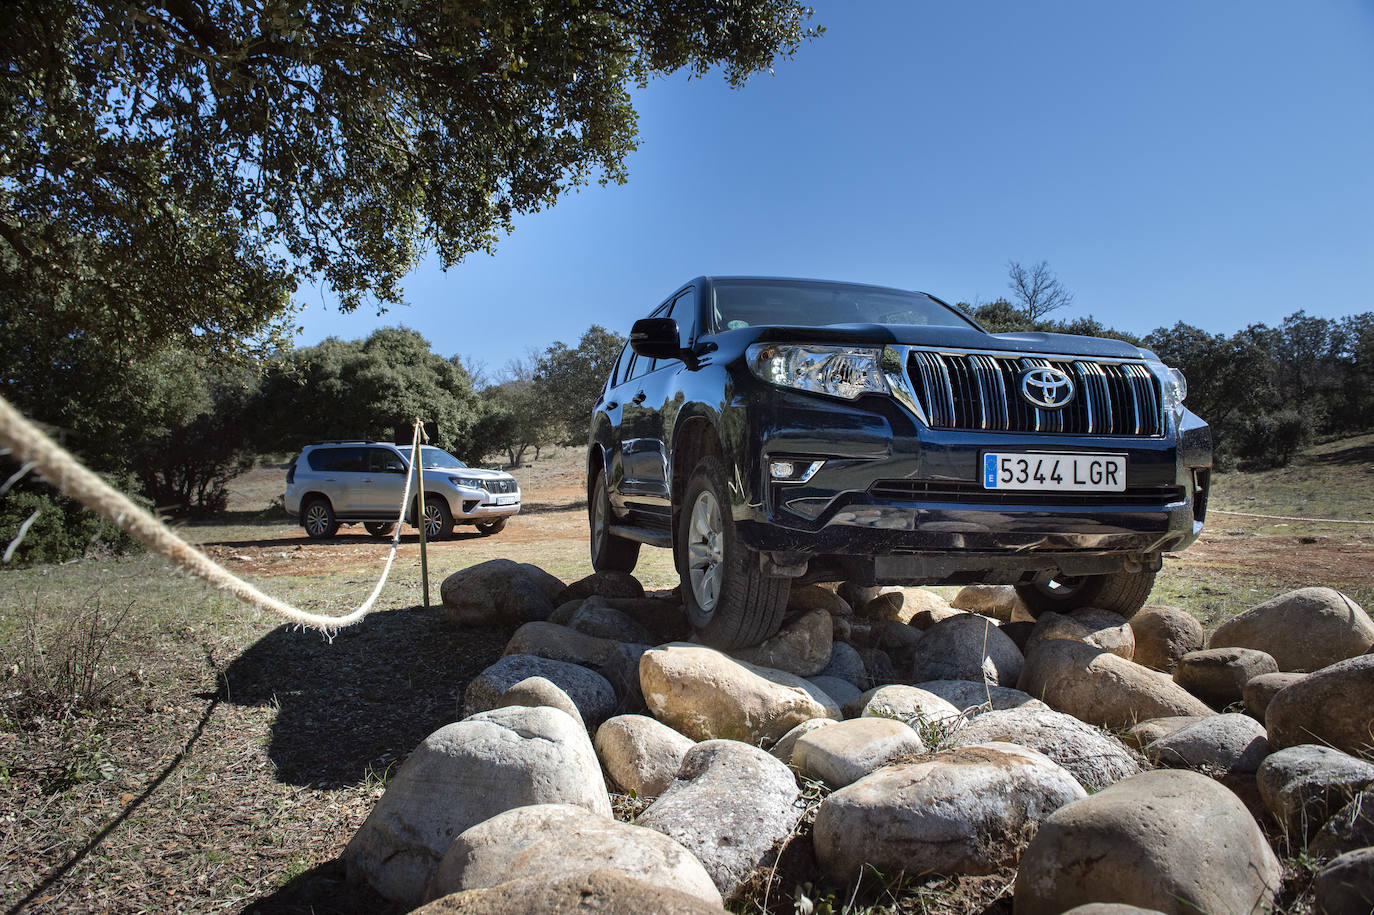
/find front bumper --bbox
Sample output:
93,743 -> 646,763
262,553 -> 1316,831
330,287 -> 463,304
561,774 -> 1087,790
447,485 -> 522,522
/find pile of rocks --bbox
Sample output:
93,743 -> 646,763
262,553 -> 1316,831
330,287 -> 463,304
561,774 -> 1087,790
343,565 -> 1374,914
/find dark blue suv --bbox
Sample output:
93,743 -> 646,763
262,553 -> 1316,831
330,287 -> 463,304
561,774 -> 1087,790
587,277 -> 1211,648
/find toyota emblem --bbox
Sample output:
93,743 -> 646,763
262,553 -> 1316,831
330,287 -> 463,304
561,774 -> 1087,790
1020,366 -> 1075,409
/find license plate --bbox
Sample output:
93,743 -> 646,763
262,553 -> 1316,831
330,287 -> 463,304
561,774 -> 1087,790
494,494 -> 519,505
983,452 -> 1126,492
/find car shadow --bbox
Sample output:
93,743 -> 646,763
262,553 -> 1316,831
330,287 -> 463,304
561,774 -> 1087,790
216,606 -> 514,789
199,530 -> 494,550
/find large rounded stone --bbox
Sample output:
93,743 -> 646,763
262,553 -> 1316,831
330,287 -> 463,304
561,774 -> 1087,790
1017,639 -> 1212,729
1314,848 -> 1374,915
555,571 -> 645,604
463,654 -> 617,728
817,640 -> 866,687
951,584 -> 1030,622
1173,647 -> 1279,709
343,706 -> 609,907
1121,716 -> 1210,750
861,587 -> 952,623
550,595 -> 691,644
1025,609 -> 1135,660
910,613 -> 1024,685
730,608 -> 832,677
792,717 -> 925,788
425,804 -> 720,906
914,679 -> 1047,714
1266,654 -> 1374,755
639,643 -> 840,745
788,584 -> 852,617
1062,907 -> 1167,915
594,714 -> 695,798
845,684 -> 961,725
505,621 -> 649,703
1311,786 -> 1374,859
1143,713 -> 1270,776
1257,745 -> 1374,842
1129,605 -> 1205,672
813,742 -> 1085,880
945,707 -> 1141,791
808,675 -> 861,709
1013,769 -> 1281,915
565,602 -> 657,646
495,677 -> 585,730
769,717 -> 836,767
414,869 -> 727,915
637,740 -> 802,898
1209,587 -> 1374,671
441,559 -> 565,626
1243,671 -> 1307,719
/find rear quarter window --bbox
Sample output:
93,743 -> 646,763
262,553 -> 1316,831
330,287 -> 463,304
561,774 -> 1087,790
307,447 -> 364,472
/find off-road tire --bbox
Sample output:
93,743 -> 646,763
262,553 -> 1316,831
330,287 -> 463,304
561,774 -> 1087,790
1014,569 -> 1157,618
364,521 -> 395,539
302,498 -> 339,539
475,518 -> 507,536
417,495 -> 453,541
678,456 -> 790,648
589,466 -> 640,573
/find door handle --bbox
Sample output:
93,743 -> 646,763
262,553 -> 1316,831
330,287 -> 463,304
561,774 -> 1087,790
632,390 -> 647,405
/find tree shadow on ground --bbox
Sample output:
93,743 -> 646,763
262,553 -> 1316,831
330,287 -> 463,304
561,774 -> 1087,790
239,860 -> 400,915
1307,439 -> 1374,466
217,606 -> 513,789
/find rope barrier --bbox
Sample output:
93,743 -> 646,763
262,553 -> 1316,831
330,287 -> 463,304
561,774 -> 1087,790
0,392 -> 419,635
1211,508 -> 1374,526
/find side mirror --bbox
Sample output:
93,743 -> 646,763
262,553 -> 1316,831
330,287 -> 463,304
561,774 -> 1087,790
630,317 -> 683,360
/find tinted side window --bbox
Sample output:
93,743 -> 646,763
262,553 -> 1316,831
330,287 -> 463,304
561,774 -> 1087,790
368,448 -> 406,473
308,447 -> 364,472
611,344 -> 632,387
670,289 -> 696,350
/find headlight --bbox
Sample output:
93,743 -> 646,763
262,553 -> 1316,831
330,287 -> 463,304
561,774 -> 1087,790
1148,361 -> 1187,422
448,475 -> 485,490
747,344 -> 889,400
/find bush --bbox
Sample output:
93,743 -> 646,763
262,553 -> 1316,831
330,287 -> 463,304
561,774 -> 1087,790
1235,408 -> 1314,470
1,487 -> 144,567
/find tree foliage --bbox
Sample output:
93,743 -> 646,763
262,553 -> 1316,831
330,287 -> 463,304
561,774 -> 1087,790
1,0 -> 819,357
534,324 -> 627,444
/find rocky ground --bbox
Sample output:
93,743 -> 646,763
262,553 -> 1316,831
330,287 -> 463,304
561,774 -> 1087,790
342,563 -> 1374,914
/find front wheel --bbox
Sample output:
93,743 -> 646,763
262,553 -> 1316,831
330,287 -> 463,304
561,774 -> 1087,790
677,456 -> 789,649
589,466 -> 640,573
417,496 -> 452,541
1014,569 -> 1157,618
475,518 -> 507,536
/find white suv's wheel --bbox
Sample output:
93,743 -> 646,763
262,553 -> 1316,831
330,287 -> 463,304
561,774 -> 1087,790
302,498 -> 339,539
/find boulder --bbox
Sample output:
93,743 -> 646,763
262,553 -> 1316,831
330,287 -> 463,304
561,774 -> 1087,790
788,584 -> 852,617
913,679 -> 1047,714
951,583 -> 1031,622
1061,907 -> 1167,915
554,571 -> 645,605
813,742 -> 1085,880
836,581 -> 881,613
845,684 -> 961,726
817,640 -> 866,687
425,804 -> 720,906
637,740 -> 802,899
909,614 -> 1024,686
551,595 -> 691,643
1121,716 -> 1209,750
1017,639 -> 1213,729
494,677 -> 585,731
867,619 -> 924,670
1173,647 -> 1279,709
1313,848 -> 1374,915
343,706 -> 609,907
945,706 -> 1141,791
594,714 -> 695,798
414,869 -> 727,915
566,602 -> 657,646
860,587 -> 952,624
1012,769 -> 1282,915
1143,713 -> 1270,777
769,717 -> 836,767
1256,745 -> 1374,842
792,717 -> 925,788
857,646 -> 898,685
639,643 -> 840,745
504,621 -> 649,703
440,559 -> 565,626
1311,786 -> 1374,859
1266,654 -> 1374,755
1243,671 -> 1307,719
730,608 -> 832,677
808,675 -> 861,709
1208,587 -> 1374,671
1025,609 -> 1135,660
1129,605 -> 1205,672
908,603 -> 969,631
463,654 -> 617,728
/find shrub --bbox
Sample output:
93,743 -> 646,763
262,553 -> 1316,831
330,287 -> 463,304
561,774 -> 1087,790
1,487 -> 144,567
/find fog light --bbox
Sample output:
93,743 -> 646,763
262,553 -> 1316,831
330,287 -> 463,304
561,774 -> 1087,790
770,460 -> 824,483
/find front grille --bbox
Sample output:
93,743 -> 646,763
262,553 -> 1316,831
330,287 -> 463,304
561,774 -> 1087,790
482,479 -> 518,494
907,350 -> 1164,436
870,479 -> 1185,507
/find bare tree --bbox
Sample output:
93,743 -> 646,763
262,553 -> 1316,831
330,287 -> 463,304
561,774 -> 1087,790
1007,260 -> 1074,322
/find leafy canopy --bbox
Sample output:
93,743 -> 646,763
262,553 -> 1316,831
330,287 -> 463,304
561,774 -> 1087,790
1,0 -> 819,355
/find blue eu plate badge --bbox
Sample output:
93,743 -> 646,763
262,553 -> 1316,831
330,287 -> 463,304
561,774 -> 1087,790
983,453 -> 998,488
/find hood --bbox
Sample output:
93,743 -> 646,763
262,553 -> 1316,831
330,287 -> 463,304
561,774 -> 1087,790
717,323 -> 1147,360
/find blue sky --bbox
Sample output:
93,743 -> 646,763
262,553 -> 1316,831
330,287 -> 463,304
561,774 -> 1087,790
296,0 -> 1374,377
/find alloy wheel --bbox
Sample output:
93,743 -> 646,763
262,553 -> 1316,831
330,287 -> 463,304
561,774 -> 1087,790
304,504 -> 331,537
686,489 -> 725,615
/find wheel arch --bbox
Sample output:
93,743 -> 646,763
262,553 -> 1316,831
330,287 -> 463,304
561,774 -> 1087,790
671,413 -> 723,549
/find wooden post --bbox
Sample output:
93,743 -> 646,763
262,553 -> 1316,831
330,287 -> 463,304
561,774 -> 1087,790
415,419 -> 431,609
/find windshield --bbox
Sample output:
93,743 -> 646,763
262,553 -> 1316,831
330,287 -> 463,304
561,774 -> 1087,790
711,280 -> 977,331
416,446 -> 466,470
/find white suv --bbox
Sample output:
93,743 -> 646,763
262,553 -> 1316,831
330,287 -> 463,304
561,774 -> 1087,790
284,441 -> 521,540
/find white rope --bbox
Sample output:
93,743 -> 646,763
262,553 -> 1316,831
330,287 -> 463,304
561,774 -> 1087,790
0,392 -> 418,634
1211,509 -> 1374,526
